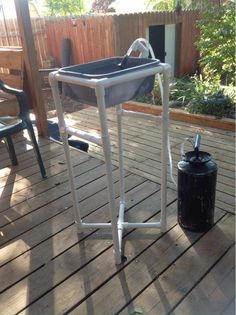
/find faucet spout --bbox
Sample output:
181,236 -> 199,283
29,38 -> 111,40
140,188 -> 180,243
118,55 -> 129,69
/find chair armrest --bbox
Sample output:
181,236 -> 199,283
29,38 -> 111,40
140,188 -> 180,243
0,80 -> 29,119
0,80 -> 24,96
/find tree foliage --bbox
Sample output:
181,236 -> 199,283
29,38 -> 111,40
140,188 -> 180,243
196,1 -> 235,85
146,0 -> 208,11
45,0 -> 85,16
146,0 -> 176,10
91,0 -> 116,13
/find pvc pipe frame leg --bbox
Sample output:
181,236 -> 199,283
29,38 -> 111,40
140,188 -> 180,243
49,74 -> 83,228
96,86 -> 122,265
116,104 -> 125,255
160,70 -> 170,232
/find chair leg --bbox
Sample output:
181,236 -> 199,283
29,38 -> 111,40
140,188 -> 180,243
27,124 -> 47,178
5,136 -> 18,166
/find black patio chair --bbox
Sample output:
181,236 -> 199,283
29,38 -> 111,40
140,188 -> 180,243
0,80 -> 46,178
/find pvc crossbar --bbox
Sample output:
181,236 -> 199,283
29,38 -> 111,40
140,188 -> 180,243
63,126 -> 102,146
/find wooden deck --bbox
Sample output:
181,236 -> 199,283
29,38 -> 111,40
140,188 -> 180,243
65,107 -> 235,214
0,107 -> 235,315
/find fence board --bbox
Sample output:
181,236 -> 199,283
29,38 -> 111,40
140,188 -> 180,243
179,10 -> 200,75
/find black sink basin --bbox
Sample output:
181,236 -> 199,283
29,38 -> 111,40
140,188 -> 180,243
59,56 -> 160,107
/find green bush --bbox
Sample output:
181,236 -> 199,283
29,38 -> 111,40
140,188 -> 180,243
136,75 -> 235,118
170,75 -> 220,104
187,92 -> 234,118
45,0 -> 85,16
171,76 -> 235,118
196,1 -> 235,85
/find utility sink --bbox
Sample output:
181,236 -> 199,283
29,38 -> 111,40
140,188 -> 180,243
59,56 -> 160,107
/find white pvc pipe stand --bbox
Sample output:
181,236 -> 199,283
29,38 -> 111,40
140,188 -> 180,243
49,63 -> 171,265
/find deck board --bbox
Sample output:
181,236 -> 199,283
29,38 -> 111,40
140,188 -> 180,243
0,109 -> 235,315
173,244 -> 235,315
118,215 -> 234,315
64,107 -> 235,214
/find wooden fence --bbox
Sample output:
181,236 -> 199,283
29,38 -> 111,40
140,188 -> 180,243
0,10 -> 200,76
0,17 -> 49,68
45,15 -> 116,66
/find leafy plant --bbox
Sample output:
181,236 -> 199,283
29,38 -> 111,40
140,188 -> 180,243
196,1 -> 235,85
170,76 -> 196,104
187,92 -> 234,118
45,0 -> 85,16
146,0 -> 177,11
170,75 -> 219,103
146,0 -> 208,11
136,75 -> 235,118
170,75 -> 235,118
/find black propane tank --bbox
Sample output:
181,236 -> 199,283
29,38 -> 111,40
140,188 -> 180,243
177,134 -> 217,232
